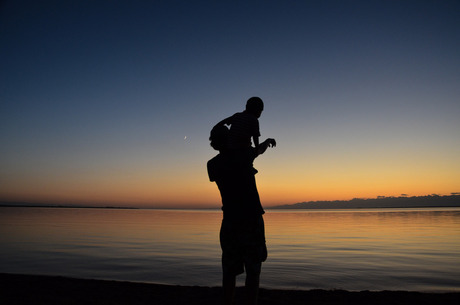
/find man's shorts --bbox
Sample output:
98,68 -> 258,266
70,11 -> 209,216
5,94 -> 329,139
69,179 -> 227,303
220,215 -> 267,276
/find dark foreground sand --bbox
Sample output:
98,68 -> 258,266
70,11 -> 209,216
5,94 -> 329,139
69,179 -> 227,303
1,273 -> 459,305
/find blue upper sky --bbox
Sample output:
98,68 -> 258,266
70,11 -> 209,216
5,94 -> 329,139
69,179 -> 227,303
1,0 -> 459,207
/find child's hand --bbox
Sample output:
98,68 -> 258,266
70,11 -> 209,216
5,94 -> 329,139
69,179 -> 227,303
267,138 -> 276,147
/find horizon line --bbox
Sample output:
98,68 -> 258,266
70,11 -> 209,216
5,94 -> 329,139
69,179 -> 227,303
1,193 -> 459,210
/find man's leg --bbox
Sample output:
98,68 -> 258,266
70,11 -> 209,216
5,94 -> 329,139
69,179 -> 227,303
245,271 -> 260,305
223,273 -> 236,305
244,216 -> 265,305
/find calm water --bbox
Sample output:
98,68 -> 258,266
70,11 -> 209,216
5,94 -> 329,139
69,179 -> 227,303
1,207 -> 459,292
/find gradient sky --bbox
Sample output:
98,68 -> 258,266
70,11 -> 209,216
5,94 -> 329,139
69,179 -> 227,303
1,0 -> 459,208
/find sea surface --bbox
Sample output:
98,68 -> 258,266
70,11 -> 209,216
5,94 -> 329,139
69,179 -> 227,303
1,207 -> 459,292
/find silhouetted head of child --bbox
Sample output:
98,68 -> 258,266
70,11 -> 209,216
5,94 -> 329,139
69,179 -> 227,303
246,97 -> 264,118
209,124 -> 229,151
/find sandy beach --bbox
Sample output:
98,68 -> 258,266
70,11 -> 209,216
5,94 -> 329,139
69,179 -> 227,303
1,273 -> 459,305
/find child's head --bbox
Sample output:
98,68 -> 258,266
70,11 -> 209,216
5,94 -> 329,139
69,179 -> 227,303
246,97 -> 264,118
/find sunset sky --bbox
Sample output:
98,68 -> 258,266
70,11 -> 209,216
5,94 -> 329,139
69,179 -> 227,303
1,1 -> 459,208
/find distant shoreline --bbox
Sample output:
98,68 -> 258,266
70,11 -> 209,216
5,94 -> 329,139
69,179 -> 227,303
2,204 -> 460,211
0,203 -> 140,210
1,194 -> 459,210
0,204 -> 222,211
273,194 -> 460,210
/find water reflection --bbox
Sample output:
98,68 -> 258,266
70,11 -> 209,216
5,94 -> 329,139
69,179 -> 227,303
1,207 -> 459,291
263,209 -> 460,291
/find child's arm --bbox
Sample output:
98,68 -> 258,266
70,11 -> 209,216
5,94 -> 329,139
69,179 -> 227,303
256,138 -> 276,155
253,135 -> 260,148
214,116 -> 233,128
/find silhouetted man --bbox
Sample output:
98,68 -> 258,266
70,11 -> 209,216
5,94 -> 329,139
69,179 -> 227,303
207,124 -> 276,305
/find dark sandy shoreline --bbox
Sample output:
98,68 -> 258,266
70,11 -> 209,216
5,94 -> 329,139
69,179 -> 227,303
1,273 -> 459,305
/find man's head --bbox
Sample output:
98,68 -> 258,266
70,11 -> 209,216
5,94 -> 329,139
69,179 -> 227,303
209,124 -> 229,151
246,97 -> 264,118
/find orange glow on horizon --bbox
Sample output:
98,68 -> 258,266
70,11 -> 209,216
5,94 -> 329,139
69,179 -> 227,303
1,148 -> 458,208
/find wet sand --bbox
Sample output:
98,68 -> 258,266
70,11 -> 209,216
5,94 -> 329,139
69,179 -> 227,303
1,273 -> 459,305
